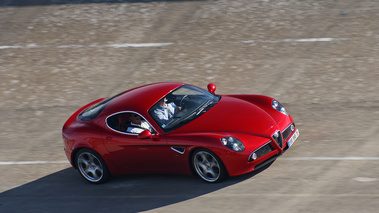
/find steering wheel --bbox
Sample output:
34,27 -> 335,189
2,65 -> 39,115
179,95 -> 190,108
173,95 -> 190,119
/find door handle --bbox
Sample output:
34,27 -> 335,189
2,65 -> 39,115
106,136 -> 112,140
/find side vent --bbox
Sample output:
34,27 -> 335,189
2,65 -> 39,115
171,147 -> 185,154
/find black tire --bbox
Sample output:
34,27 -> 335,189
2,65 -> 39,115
191,149 -> 227,183
75,149 -> 110,184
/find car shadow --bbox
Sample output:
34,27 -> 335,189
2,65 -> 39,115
0,163 -> 272,213
1,0 -> 211,7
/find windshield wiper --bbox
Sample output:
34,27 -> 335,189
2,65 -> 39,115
196,101 -> 213,116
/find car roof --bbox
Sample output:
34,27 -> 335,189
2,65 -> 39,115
104,82 -> 185,115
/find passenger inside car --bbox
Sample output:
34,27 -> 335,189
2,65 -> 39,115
125,113 -> 152,134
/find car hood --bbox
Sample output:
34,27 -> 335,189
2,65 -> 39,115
172,96 -> 277,136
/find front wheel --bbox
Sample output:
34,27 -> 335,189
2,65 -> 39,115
192,149 -> 226,183
75,149 -> 110,184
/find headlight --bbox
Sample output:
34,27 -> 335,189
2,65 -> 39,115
272,100 -> 288,116
221,137 -> 245,152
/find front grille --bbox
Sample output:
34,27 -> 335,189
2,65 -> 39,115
283,123 -> 294,141
248,142 -> 274,162
256,143 -> 274,158
272,131 -> 283,148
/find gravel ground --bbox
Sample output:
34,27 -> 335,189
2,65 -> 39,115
1,0 -> 379,212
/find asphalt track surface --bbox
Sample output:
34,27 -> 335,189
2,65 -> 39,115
1,0 -> 379,212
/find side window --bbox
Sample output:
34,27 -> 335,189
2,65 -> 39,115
106,112 -> 131,132
106,112 -> 155,134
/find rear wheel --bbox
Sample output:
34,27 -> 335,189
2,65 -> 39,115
192,149 -> 226,183
75,149 -> 110,184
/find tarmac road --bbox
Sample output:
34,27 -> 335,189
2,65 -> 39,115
1,0 -> 378,212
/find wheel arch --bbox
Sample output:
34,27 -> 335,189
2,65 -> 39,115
71,147 -> 88,169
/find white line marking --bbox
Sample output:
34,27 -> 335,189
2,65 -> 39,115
0,38 -> 348,50
104,43 -> 174,48
0,161 -> 68,165
0,45 -> 23,49
207,193 -> 379,198
282,38 -> 349,42
282,157 -> 379,160
57,45 -> 85,48
242,37 -> 349,44
353,177 -> 378,182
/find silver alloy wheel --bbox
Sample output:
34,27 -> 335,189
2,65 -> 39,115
77,151 -> 104,182
193,150 -> 221,182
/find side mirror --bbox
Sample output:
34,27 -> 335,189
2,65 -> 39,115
207,83 -> 216,94
137,130 -> 152,139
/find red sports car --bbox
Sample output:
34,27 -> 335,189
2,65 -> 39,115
62,82 -> 299,183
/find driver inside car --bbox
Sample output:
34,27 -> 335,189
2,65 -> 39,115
153,97 -> 181,127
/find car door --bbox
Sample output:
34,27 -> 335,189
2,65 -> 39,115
103,112 -> 174,173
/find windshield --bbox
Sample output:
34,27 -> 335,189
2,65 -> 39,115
149,85 -> 220,132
